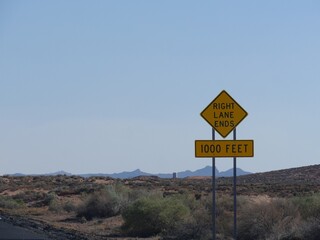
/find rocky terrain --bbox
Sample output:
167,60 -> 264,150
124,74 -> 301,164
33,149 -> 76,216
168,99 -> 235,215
0,164 -> 319,239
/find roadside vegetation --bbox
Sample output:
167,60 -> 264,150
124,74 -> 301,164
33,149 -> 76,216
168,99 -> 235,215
1,174 -> 320,239
72,184 -> 320,239
0,195 -> 24,209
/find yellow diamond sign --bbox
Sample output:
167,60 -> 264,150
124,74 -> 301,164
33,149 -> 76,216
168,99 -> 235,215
201,90 -> 247,138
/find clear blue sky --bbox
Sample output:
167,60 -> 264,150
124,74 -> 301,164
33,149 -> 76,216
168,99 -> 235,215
1,1 -> 320,175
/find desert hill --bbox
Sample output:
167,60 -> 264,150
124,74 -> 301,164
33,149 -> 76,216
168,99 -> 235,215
217,164 -> 320,197
237,164 -> 320,184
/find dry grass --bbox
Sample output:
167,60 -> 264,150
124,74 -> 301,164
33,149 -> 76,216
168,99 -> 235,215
1,165 -> 320,239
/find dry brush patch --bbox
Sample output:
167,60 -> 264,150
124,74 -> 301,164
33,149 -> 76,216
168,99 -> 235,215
1,171 -> 320,239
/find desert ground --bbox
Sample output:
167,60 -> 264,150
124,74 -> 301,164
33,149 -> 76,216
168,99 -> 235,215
1,165 -> 320,239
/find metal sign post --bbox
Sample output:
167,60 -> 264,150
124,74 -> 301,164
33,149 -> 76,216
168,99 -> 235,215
233,128 -> 237,240
195,90 -> 254,240
212,128 -> 216,240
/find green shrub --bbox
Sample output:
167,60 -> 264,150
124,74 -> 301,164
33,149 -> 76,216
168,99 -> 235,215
0,195 -> 24,209
48,198 -> 62,212
77,191 -> 119,220
122,193 -> 213,239
63,201 -> 76,212
43,192 -> 56,205
169,196 -> 212,240
292,193 -> 320,219
237,197 -> 300,240
121,196 -> 189,238
45,193 -> 62,212
216,194 -> 234,239
76,183 -> 133,220
12,190 -> 46,203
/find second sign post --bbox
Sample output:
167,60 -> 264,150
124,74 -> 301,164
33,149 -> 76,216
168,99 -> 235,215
195,90 -> 254,240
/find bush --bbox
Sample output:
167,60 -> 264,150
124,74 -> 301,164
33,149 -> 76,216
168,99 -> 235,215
45,193 -> 63,212
170,197 -> 212,240
122,193 -> 213,239
292,193 -> 320,219
48,198 -> 62,212
0,195 -> 24,209
298,218 -> 320,240
121,196 -> 189,238
291,194 -> 320,239
76,183 -> 132,220
43,192 -> 56,205
237,197 -> 300,240
63,201 -> 76,212
216,194 -> 233,239
12,190 -> 46,203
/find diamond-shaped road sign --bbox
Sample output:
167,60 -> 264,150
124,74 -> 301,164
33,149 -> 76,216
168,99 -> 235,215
201,90 -> 247,138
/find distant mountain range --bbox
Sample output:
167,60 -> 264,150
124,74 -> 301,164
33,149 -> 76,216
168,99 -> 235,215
8,166 -> 252,179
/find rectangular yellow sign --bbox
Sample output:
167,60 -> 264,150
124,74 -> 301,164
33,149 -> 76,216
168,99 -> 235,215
195,140 -> 254,158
